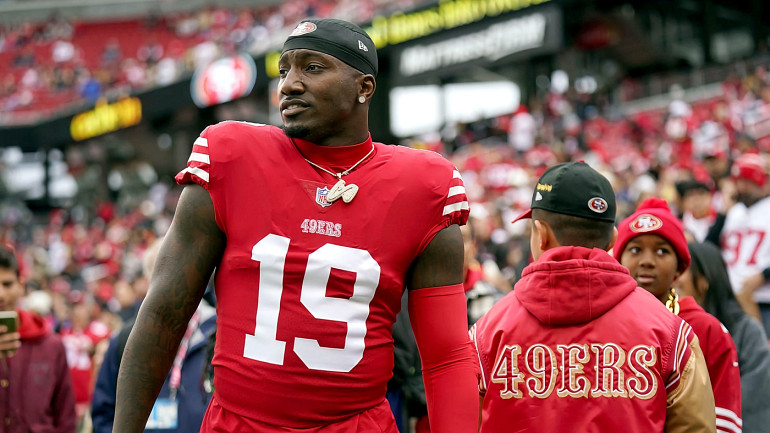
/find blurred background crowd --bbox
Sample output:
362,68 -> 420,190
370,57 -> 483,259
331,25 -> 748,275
0,0 -> 422,121
1,0 -> 770,431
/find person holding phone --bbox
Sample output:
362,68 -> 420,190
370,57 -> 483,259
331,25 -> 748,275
0,245 -> 76,432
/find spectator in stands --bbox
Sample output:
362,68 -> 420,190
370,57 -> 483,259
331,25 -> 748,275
0,246 -> 76,433
12,46 -> 35,68
121,59 -> 147,90
461,223 -> 508,325
677,241 -> 770,433
0,73 -> 14,96
137,39 -> 164,67
676,179 -> 716,242
507,105 -> 536,154
79,74 -> 101,102
113,279 -> 138,323
92,238 -> 216,433
51,38 -> 75,64
100,39 -> 122,68
59,297 -> 110,421
717,153 -> 770,332
702,151 -> 731,206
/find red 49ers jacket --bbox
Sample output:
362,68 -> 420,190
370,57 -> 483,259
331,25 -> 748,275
470,246 -> 716,433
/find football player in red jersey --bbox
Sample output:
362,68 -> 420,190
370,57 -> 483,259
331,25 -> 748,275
114,18 -> 478,433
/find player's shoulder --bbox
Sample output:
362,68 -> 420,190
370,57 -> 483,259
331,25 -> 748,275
199,121 -> 288,160
383,144 -> 460,178
204,120 -> 282,141
388,144 -> 452,163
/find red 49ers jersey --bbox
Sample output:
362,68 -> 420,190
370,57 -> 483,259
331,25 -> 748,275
175,121 -> 468,428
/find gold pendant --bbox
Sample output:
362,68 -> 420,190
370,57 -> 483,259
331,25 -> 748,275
327,179 -> 359,203
665,291 -> 680,315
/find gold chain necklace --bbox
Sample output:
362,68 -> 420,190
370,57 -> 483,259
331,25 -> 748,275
665,287 -> 680,315
296,140 -> 375,204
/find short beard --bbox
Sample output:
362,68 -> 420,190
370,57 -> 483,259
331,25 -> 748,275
282,124 -> 311,139
736,192 -> 760,207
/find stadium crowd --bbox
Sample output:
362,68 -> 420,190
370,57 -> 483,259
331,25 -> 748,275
0,0 -> 424,121
1,4 -> 770,433
2,59 -> 770,429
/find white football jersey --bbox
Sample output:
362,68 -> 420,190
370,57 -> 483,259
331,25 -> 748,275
722,196 -> 770,302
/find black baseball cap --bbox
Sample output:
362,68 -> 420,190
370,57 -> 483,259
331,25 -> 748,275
282,18 -> 378,77
513,161 -> 616,223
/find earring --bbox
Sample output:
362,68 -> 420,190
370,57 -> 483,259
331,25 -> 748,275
358,96 -> 366,103
665,287 -> 680,315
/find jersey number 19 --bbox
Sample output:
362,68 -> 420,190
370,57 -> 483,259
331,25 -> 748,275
243,234 -> 381,372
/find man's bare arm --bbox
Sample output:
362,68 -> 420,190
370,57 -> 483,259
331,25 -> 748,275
114,184 -> 225,433
407,224 -> 479,433
408,224 -> 464,289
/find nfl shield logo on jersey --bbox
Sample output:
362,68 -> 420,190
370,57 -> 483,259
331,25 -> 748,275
316,187 -> 332,207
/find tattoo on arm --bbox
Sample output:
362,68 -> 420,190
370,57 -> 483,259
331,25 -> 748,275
114,185 -> 225,433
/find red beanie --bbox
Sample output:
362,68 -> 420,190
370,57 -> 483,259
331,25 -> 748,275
731,153 -> 767,188
613,197 -> 691,273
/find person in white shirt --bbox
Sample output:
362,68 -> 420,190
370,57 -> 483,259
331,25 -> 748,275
720,153 -> 770,334
676,180 -> 716,242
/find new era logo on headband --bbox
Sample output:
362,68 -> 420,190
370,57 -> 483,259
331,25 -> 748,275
358,40 -> 368,52
290,22 -> 317,36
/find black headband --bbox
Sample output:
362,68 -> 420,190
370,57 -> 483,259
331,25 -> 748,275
282,18 -> 378,77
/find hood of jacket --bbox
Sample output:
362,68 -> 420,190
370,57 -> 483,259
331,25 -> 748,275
17,308 -> 51,341
514,246 -> 638,326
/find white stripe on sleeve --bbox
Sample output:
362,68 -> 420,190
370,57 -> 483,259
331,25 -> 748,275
716,407 -> 742,428
183,166 -> 210,183
676,326 -> 691,369
716,420 -> 741,433
453,170 -> 462,179
447,186 -> 466,197
666,321 -> 687,389
443,201 -> 469,216
188,152 -> 210,164
194,137 -> 208,147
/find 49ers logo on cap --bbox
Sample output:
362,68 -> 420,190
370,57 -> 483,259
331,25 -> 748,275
290,22 -> 317,36
588,197 -> 609,213
629,214 -> 662,232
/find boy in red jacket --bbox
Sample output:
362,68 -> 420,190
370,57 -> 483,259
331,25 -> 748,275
0,246 -> 76,433
471,161 -> 716,432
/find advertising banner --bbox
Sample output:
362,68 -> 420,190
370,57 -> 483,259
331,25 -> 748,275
393,5 -> 562,83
